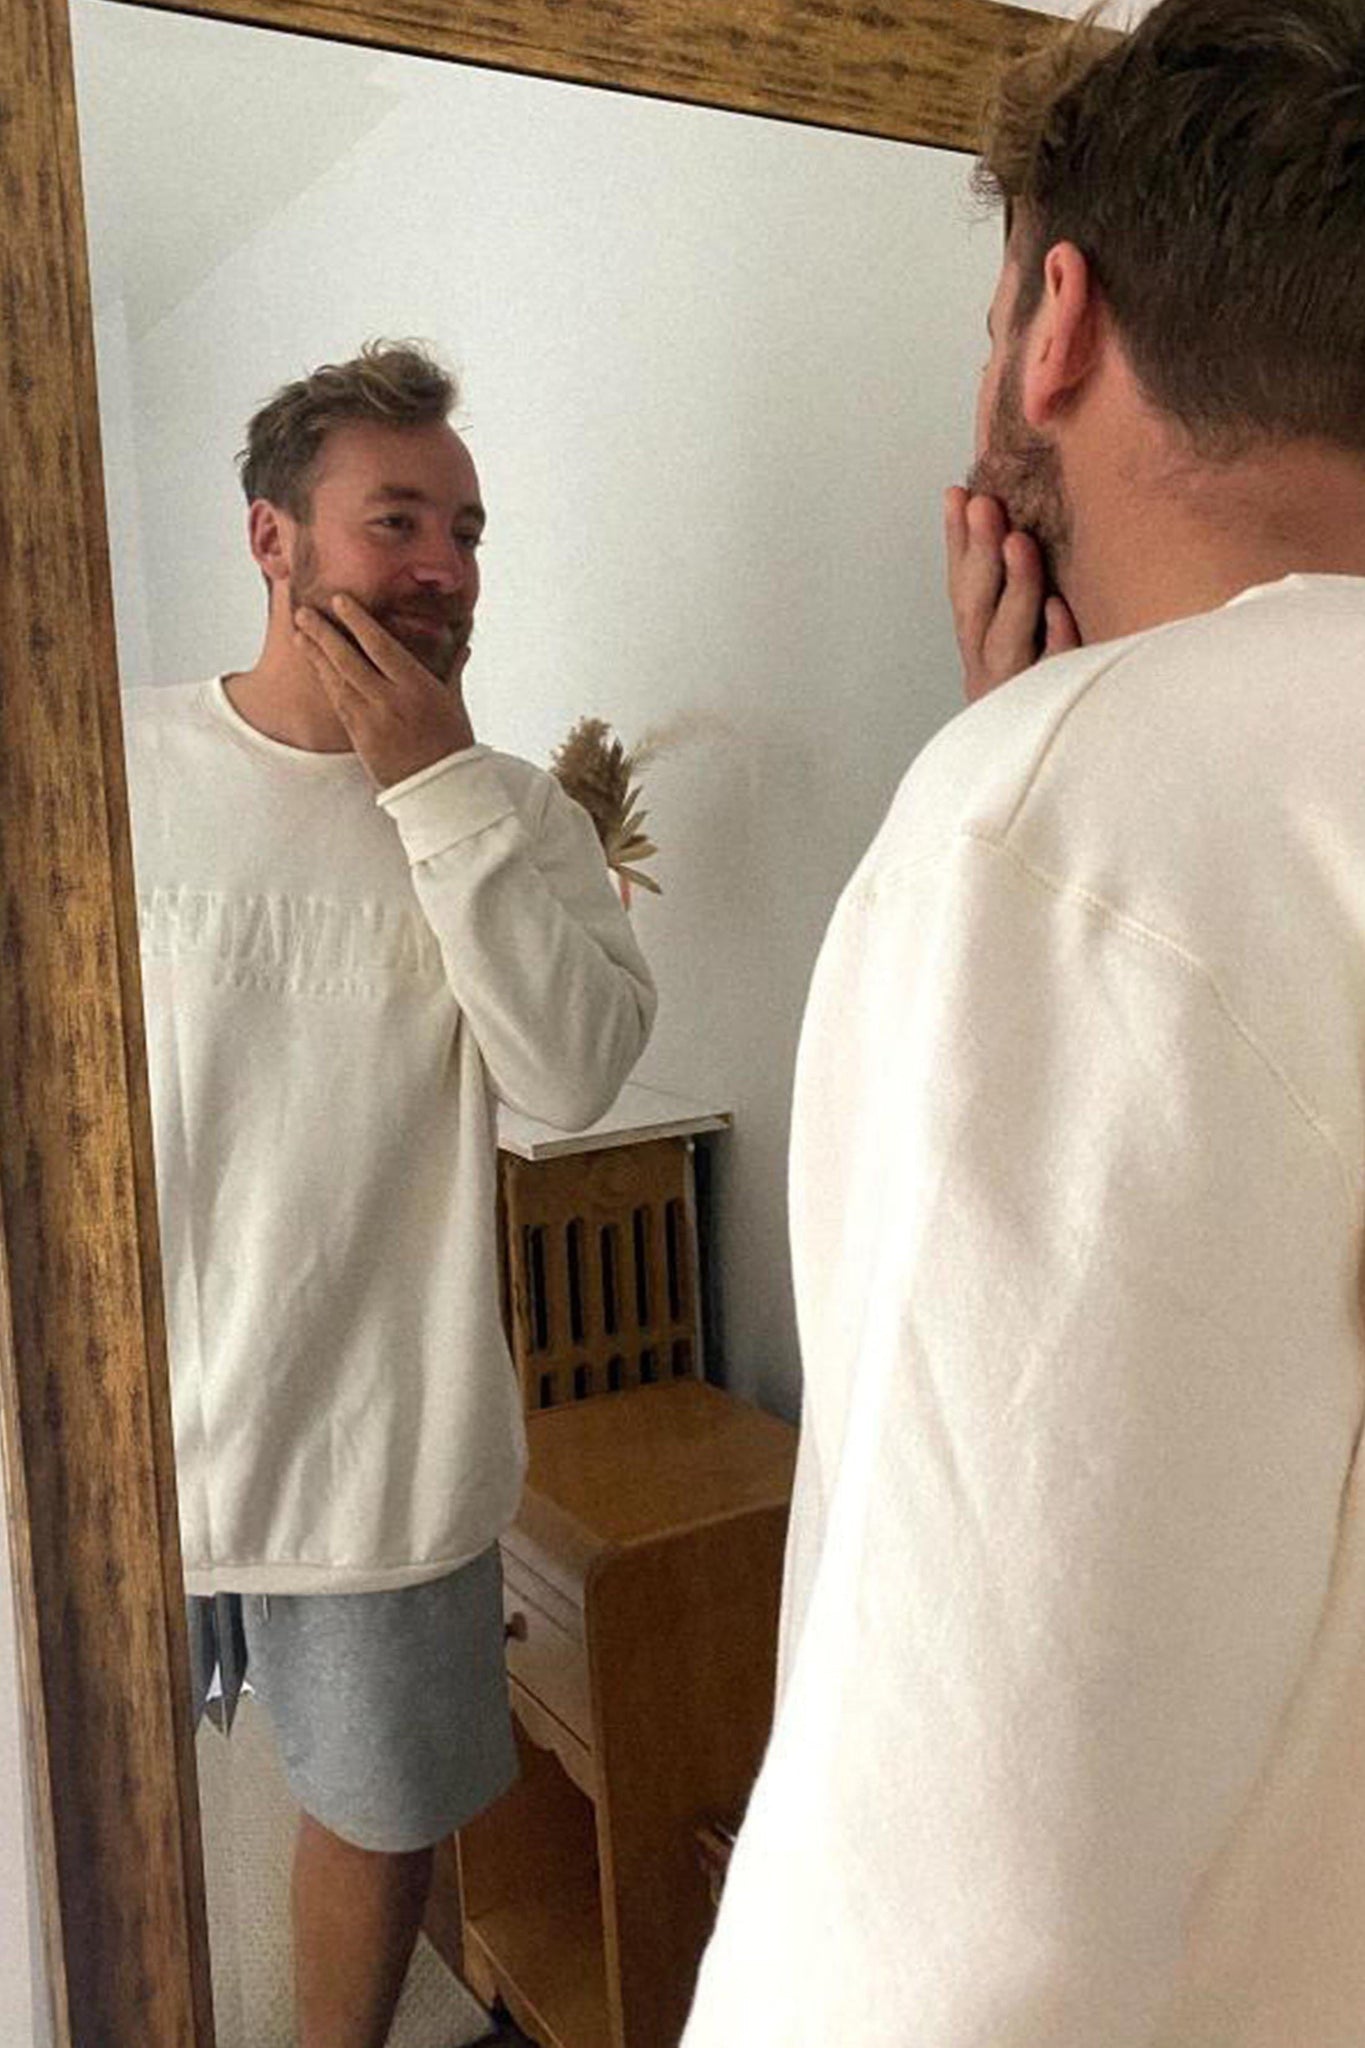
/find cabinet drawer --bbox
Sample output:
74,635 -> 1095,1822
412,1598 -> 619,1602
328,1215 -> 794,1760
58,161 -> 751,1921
502,1575 -> 592,1746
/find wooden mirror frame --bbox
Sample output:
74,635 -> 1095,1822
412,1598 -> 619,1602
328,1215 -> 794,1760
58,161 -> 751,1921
0,2 -> 1064,2040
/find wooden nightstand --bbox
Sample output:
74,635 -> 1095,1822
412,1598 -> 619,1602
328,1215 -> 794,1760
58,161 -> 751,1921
432,1378 -> 796,2048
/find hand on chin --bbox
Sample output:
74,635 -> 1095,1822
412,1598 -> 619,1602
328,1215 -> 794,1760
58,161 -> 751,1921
294,594 -> 476,785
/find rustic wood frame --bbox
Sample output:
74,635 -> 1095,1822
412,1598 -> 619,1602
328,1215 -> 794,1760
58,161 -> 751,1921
0,1 -> 1062,2040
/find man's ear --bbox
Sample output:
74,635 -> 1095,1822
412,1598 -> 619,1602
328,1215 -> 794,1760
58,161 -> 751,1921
248,499 -> 295,587
1020,241 -> 1104,430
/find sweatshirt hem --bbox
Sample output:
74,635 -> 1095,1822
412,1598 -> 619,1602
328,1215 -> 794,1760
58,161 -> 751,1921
182,1542 -> 508,1597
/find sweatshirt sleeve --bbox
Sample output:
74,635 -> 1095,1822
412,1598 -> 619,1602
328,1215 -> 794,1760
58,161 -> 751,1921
685,830 -> 1363,2048
377,746 -> 656,1129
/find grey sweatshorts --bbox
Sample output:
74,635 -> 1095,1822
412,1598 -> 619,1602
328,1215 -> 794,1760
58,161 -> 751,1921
188,1548 -> 518,1853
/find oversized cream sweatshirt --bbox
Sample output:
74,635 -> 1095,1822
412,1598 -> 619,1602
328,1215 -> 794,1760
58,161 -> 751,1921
124,677 -> 655,1596
683,576 -> 1365,2048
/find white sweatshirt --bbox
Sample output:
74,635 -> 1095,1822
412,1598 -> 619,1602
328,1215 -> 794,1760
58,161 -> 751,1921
124,677 -> 655,1596
683,576 -> 1365,2048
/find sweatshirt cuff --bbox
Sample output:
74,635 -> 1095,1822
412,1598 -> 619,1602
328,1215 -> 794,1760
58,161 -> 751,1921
377,747 -> 517,863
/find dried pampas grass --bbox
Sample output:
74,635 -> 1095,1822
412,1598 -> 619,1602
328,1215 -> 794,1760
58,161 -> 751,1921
549,711 -> 725,900
550,716 -> 661,896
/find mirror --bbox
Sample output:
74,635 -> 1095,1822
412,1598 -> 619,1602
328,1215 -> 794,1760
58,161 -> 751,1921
0,4 -> 1064,2048
63,5 -> 1003,2037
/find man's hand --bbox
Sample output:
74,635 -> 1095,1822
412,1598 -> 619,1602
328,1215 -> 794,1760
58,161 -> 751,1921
295,595 -> 476,789
944,487 -> 1080,705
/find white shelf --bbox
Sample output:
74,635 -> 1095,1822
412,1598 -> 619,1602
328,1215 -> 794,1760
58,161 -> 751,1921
496,1079 -> 731,1162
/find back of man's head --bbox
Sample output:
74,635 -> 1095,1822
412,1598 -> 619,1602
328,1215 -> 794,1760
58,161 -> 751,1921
979,0 -> 1365,460
238,340 -> 457,519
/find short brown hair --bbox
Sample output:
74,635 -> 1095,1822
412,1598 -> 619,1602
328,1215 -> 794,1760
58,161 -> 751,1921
238,341 -> 458,516
977,0 -> 1365,456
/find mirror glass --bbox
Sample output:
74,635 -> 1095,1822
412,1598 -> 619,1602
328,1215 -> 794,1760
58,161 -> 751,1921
70,3 -> 1001,2039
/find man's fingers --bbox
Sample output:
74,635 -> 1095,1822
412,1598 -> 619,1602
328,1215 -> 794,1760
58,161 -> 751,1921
328,593 -> 430,687
295,599 -> 428,704
294,606 -> 386,704
965,493 -> 1008,550
990,530 -> 1046,661
965,495 -> 1010,614
946,483 -> 1082,701
1044,594 -> 1082,658
294,623 -> 369,724
943,486 -> 971,567
952,494 -> 1009,637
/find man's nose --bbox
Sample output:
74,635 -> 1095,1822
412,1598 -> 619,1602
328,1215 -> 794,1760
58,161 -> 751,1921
409,535 -> 468,591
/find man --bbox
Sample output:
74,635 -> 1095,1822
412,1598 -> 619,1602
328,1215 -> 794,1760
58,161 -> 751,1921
123,343 -> 655,2048
682,4 -> 1365,2043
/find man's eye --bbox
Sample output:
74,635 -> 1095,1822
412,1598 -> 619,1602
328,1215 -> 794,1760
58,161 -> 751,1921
375,515 -> 414,533
456,532 -> 483,552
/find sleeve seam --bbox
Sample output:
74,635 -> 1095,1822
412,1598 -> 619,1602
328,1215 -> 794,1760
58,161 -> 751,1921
865,828 -> 1362,1224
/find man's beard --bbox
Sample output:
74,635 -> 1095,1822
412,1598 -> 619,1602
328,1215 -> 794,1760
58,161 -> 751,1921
967,343 -> 1072,586
290,531 -> 466,684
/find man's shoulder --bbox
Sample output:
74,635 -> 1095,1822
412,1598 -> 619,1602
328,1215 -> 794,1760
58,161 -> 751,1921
862,635 -> 1126,885
825,578 -> 1365,1174
1001,575 -> 1365,880
123,678 -> 217,743
124,678 -> 215,711
871,576 -> 1365,894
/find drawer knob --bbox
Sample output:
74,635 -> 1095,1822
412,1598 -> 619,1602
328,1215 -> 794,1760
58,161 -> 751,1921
504,1610 -> 529,1643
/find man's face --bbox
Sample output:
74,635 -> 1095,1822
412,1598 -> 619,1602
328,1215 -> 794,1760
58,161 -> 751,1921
286,418 -> 485,684
968,248 -> 1072,580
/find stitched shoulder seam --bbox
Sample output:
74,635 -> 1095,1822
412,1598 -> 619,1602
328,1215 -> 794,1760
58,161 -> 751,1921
855,829 -> 1359,1218
999,633 -> 1179,839
958,830 -> 1361,1219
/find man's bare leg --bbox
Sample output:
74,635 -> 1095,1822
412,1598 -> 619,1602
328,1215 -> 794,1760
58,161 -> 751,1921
292,1809 -> 435,2048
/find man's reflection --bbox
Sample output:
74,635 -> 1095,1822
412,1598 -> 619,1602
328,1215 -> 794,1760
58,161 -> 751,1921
123,341 -> 655,2047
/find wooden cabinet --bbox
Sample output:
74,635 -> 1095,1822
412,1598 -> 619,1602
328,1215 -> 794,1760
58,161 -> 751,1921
446,1379 -> 796,2048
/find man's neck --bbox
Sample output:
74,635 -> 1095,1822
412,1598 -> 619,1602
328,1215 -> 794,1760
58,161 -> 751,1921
1059,437 -> 1365,649
223,638 -> 352,754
